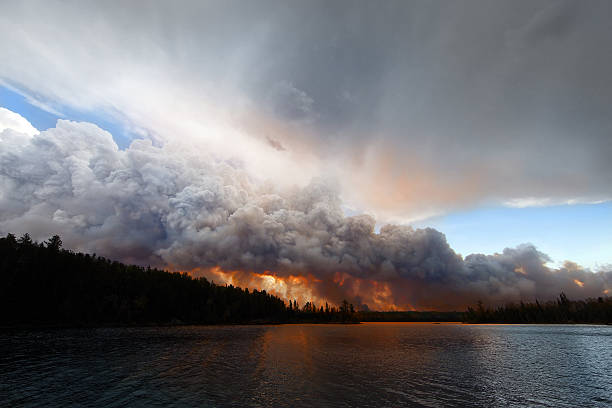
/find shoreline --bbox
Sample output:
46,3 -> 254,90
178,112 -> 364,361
2,321 -> 610,331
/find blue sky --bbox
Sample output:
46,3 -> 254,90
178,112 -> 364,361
414,203 -> 612,269
3,82 -> 610,270
0,85 -> 133,149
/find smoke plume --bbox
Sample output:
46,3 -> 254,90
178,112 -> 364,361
1,113 -> 610,309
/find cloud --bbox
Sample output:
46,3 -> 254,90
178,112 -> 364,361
1,111 -> 609,310
2,1 -> 612,221
0,81 -> 65,117
0,107 -> 39,137
266,80 -> 315,122
505,0 -> 578,49
503,197 -> 609,208
265,136 -> 286,152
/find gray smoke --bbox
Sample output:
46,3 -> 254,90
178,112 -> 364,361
1,118 -> 610,309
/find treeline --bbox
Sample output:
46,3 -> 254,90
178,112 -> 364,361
464,293 -> 611,324
286,299 -> 359,323
0,233 -> 357,327
357,311 -> 464,322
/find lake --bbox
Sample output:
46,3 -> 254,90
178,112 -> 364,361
1,323 -> 610,407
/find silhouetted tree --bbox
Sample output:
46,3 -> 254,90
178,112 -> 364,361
464,294 -> 611,324
18,233 -> 32,245
0,233 -> 369,326
46,235 -> 62,251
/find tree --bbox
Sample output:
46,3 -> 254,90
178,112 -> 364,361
46,235 -> 62,251
18,233 -> 32,245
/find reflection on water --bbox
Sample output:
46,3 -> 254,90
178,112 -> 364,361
1,323 -> 611,407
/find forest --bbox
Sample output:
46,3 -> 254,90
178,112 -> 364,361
0,233 -> 358,326
464,294 -> 611,324
1,233 -> 609,327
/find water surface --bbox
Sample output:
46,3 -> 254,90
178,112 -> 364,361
1,323 -> 610,407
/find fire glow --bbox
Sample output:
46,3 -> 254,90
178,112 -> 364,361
185,267 -> 410,311
189,266 -> 327,307
573,279 -> 585,288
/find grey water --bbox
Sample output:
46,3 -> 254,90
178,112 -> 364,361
1,323 -> 610,407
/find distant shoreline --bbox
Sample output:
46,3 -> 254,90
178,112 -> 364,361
3,321 -> 611,331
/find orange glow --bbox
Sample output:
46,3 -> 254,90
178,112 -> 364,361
573,279 -> 585,288
331,272 -> 412,311
179,266 -> 414,311
187,266 -> 327,307
332,272 -> 345,286
514,266 -> 527,275
604,289 -> 609,294
370,280 -> 405,311
341,143 -> 487,220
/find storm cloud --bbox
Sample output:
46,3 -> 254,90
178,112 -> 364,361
1,112 -> 609,310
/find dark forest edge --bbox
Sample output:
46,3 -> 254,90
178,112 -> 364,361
464,294 -> 611,324
0,233 -> 359,327
1,234 -> 610,327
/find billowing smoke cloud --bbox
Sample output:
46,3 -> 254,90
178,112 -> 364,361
2,1 -> 612,221
1,111 -> 609,310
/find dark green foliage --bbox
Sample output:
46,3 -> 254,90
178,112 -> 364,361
464,293 -> 612,324
0,233 -> 358,326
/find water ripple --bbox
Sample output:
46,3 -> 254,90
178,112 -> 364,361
1,323 -> 611,407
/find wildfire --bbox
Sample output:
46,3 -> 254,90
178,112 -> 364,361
573,279 -> 585,288
369,280 -> 406,311
188,266 -> 327,307
331,272 -> 411,311
181,266 -> 409,311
